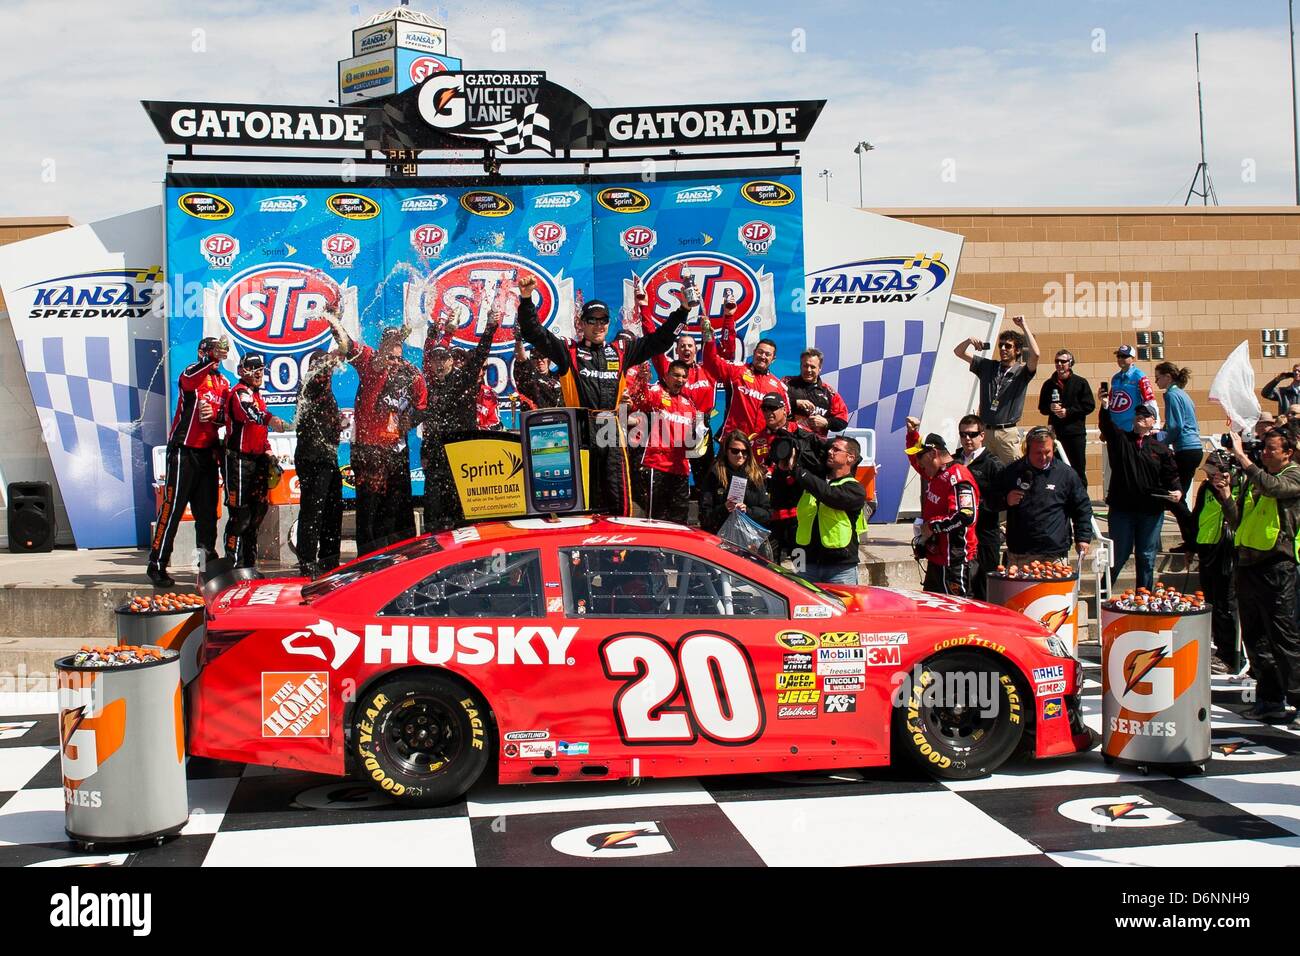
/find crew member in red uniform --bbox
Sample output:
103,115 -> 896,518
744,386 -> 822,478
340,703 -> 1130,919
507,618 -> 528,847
636,278 -> 718,493
223,353 -> 288,568
628,359 -> 703,523
326,313 -> 428,556
516,273 -> 687,516
147,335 -> 232,587
701,310 -> 788,439
905,418 -> 979,597
784,347 -> 849,436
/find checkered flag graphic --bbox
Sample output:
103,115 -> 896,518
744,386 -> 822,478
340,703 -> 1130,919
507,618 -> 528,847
475,103 -> 552,154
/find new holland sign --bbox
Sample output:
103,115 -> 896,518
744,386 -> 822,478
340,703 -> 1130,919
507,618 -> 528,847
142,73 -> 823,155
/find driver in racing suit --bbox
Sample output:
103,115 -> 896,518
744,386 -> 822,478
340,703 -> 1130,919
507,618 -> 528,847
905,419 -> 980,597
516,273 -> 688,515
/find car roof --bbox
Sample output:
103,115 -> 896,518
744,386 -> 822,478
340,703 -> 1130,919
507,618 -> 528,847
427,515 -> 721,553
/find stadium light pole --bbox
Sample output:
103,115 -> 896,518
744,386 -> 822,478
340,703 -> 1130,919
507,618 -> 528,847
1291,0 -> 1299,203
853,141 -> 874,207
819,168 -> 832,201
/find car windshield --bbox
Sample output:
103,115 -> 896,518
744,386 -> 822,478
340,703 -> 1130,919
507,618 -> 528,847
300,536 -> 444,600
717,541 -> 847,610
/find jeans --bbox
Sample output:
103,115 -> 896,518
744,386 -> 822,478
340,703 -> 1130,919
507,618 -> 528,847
1108,509 -> 1163,591
809,563 -> 859,586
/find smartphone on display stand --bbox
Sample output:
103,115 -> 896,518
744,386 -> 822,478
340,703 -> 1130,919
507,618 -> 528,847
521,408 -> 585,514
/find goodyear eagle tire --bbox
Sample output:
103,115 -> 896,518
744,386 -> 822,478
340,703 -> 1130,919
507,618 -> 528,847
352,674 -> 491,807
892,651 -> 1025,780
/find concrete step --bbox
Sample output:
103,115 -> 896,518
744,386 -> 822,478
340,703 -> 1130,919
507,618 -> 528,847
0,637 -> 87,691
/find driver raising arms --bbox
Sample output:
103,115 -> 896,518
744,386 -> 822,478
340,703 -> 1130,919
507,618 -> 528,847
515,272 -> 688,515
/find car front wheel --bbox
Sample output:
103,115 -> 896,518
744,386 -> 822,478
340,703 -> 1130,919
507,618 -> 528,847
352,673 -> 492,807
892,651 -> 1026,780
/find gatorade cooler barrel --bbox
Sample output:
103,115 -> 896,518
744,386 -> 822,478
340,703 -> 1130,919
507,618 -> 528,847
987,570 -> 1081,655
1101,605 -> 1212,770
55,651 -> 189,847
116,595 -> 206,685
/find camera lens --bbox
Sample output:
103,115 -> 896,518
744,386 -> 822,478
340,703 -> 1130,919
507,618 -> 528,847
771,435 -> 795,463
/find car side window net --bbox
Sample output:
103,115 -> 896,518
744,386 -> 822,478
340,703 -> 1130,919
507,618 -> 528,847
560,547 -> 786,618
381,550 -> 545,618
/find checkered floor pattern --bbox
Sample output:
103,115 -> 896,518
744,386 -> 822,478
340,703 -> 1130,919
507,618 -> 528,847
4,666 -> 1300,867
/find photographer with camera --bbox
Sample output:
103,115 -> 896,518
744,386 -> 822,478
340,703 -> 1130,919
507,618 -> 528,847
1262,363 -> 1300,415
759,397 -> 827,559
1212,428 -> 1300,725
776,435 -> 870,585
905,419 -> 980,596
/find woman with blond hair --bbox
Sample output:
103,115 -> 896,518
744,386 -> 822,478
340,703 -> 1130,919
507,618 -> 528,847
1155,361 -> 1202,551
699,430 -> 771,534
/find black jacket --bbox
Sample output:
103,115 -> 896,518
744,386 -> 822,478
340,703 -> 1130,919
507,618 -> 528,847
1037,371 -> 1096,438
995,456 -> 1093,555
765,430 -> 830,520
294,373 -> 342,464
1099,407 -> 1181,514
957,447 -> 1004,536
699,464 -> 772,534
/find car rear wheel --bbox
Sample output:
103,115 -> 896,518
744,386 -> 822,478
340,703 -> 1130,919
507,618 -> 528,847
352,674 -> 491,807
892,651 -> 1026,780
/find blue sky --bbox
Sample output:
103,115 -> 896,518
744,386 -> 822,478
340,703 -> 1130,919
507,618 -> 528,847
0,0 -> 1295,220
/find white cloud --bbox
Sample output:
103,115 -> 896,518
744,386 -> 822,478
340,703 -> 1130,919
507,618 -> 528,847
0,2 -> 1293,222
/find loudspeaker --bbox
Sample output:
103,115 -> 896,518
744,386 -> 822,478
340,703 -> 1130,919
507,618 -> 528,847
8,481 -> 56,553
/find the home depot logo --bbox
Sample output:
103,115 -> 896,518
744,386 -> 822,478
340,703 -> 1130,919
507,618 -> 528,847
262,672 -> 329,737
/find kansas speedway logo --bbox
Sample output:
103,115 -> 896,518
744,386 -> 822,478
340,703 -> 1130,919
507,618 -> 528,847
177,192 -> 234,220
461,191 -> 514,217
596,187 -> 651,214
741,180 -> 795,207
327,193 -> 381,220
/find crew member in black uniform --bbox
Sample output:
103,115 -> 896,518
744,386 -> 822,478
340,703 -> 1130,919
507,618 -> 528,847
224,353 -> 287,567
148,335 -> 231,587
515,273 -> 687,515
294,351 -> 344,578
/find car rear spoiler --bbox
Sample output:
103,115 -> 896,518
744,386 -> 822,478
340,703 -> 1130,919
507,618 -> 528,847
198,556 -> 264,604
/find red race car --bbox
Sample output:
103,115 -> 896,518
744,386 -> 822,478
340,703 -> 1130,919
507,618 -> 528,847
188,516 -> 1094,806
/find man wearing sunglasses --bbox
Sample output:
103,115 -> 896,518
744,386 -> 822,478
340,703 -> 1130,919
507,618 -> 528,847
1037,349 -> 1095,487
954,315 -> 1041,464
952,415 -> 1005,600
516,273 -> 687,516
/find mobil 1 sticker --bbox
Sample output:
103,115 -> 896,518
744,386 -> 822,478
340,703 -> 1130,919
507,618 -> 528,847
783,652 -> 814,672
817,647 -> 866,665
823,675 -> 865,692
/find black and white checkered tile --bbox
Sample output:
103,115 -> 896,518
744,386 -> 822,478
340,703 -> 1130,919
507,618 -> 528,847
4,667 -> 1300,867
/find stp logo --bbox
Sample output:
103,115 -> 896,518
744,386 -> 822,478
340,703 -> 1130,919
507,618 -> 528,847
218,263 -> 340,354
411,224 -> 448,259
1108,390 -> 1134,414
409,56 -> 447,83
201,234 -> 239,270
426,253 -> 558,351
322,233 -> 360,269
738,220 -> 776,256
529,221 -> 566,256
638,252 -> 761,333
620,226 -> 658,260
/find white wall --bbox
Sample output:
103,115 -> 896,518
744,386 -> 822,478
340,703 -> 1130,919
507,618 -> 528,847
0,309 -> 74,546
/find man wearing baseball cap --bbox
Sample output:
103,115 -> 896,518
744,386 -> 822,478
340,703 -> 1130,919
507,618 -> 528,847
147,335 -> 232,587
1100,344 -> 1156,434
754,392 -> 823,559
905,418 -> 980,597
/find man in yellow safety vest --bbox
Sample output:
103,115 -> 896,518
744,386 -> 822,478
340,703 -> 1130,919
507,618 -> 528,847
776,435 -> 870,586
1212,428 -> 1300,725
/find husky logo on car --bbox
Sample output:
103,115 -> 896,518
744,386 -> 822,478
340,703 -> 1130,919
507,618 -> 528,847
596,187 -> 650,213
460,191 -> 514,217
534,189 -> 582,209
177,191 -> 234,220
281,619 -> 577,669
217,263 -> 341,354
806,253 -> 951,306
740,180 -> 795,207
201,234 -> 239,270
400,194 -> 450,213
259,194 -> 307,213
674,184 -> 723,204
18,267 -> 161,320
775,630 -> 819,650
326,193 -> 380,220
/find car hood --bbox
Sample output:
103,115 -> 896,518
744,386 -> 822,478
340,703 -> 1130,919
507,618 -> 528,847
835,585 -> 1054,638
